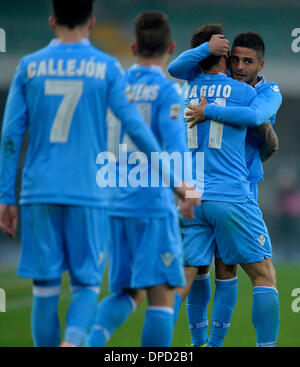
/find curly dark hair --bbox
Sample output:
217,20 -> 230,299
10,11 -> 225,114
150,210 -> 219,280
190,24 -> 224,71
232,32 -> 265,60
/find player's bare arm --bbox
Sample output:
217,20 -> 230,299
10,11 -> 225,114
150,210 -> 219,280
185,96 -> 209,128
256,121 -> 279,162
175,182 -> 201,220
0,204 -> 18,239
208,34 -> 230,56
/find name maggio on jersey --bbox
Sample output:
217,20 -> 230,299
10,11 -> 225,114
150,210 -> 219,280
184,83 -> 232,99
26,58 -> 107,80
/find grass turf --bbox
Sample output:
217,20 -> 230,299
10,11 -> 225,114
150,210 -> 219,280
0,264 -> 299,347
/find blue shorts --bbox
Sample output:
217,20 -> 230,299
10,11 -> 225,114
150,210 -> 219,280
180,199 -> 272,266
108,213 -> 186,293
18,204 -> 109,286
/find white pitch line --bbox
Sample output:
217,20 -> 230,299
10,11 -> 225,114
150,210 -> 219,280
5,289 -> 71,311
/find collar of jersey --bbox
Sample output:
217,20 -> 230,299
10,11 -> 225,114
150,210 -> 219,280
131,63 -> 165,76
254,75 -> 266,89
49,38 -> 91,48
200,72 -> 227,79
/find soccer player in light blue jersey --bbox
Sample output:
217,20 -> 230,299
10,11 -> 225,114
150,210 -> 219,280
87,11 -> 200,348
185,33 -> 280,200
168,25 -> 281,347
0,1 -> 196,347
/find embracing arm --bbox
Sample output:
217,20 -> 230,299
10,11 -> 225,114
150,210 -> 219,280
204,83 -> 282,127
256,122 -> 279,162
187,83 -> 282,129
168,35 -> 229,80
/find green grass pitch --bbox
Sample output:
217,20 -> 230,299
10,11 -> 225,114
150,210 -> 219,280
0,264 -> 299,347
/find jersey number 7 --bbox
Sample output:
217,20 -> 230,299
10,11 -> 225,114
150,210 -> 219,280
45,80 -> 83,143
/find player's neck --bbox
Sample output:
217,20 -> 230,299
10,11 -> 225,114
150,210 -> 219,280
54,27 -> 90,44
249,77 -> 259,87
137,54 -> 168,72
204,58 -> 228,75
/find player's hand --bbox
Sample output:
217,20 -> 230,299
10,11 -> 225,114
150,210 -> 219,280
186,96 -> 209,128
175,183 -> 201,220
208,34 -> 229,56
0,204 -> 18,239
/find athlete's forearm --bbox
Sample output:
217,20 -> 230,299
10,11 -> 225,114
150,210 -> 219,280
168,42 -> 210,80
0,134 -> 25,204
256,122 -> 279,162
204,86 -> 282,128
204,104 -> 259,127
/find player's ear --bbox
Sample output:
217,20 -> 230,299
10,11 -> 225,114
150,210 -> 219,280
169,40 -> 175,55
49,16 -> 56,31
258,59 -> 265,73
88,16 -> 96,31
131,42 -> 137,56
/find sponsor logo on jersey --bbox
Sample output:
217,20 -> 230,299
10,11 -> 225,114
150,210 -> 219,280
270,84 -> 280,93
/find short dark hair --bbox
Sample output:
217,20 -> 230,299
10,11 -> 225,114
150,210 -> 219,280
190,24 -> 224,71
134,11 -> 171,58
232,32 -> 265,60
52,0 -> 94,29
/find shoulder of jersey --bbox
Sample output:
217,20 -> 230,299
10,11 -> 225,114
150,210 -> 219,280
89,44 -> 116,61
230,77 -> 257,95
151,74 -> 182,98
160,79 -> 183,103
260,81 -> 281,94
22,43 -> 119,66
21,45 -> 51,64
86,45 -> 124,73
171,81 -> 183,96
161,80 -> 183,97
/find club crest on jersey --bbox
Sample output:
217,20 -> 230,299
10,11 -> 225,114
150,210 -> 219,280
270,84 -> 279,93
257,234 -> 266,246
170,104 -> 181,120
160,252 -> 174,267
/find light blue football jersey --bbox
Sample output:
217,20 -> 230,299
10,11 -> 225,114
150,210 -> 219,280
205,78 -> 281,184
108,64 -> 190,217
245,76 -> 278,184
168,43 -> 282,187
183,72 -> 256,202
0,39 -> 164,207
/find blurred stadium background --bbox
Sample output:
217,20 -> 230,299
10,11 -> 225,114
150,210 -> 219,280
0,0 -> 299,347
